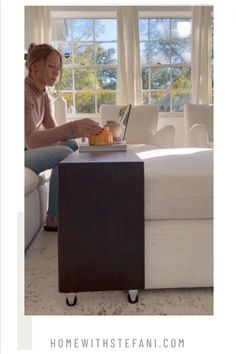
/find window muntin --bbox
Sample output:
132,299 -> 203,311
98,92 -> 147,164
139,18 -> 192,112
51,18 -> 117,115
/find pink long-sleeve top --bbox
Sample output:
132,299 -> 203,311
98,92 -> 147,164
25,76 -> 78,149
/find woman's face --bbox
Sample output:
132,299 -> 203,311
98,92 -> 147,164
31,51 -> 61,88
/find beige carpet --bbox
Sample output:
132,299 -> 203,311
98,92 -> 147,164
25,230 -> 213,316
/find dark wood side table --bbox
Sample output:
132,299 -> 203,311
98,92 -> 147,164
58,149 -> 144,305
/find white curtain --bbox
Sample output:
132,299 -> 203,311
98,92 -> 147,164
116,6 -> 142,105
51,19 -> 67,41
191,6 -> 212,104
25,6 -> 51,50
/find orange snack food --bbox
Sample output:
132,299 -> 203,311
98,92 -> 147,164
88,127 -> 113,145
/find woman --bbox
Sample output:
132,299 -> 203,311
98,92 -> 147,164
25,43 -> 103,231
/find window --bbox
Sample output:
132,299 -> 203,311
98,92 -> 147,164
139,18 -> 192,112
51,17 -> 117,115
50,10 -> 195,115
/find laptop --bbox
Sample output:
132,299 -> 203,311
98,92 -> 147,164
117,104 -> 132,141
106,104 -> 132,142
79,104 -> 132,152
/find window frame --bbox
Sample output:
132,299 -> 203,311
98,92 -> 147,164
50,10 -> 117,120
50,7 -> 192,119
138,10 -> 192,117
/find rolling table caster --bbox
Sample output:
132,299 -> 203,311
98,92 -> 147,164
66,293 -> 77,307
128,290 -> 139,304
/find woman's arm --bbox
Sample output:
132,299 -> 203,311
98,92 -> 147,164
25,92 -> 75,148
25,91 -> 103,149
26,120 -> 103,149
25,122 -> 79,149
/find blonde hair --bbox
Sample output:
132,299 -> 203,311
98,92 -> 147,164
25,43 -> 63,81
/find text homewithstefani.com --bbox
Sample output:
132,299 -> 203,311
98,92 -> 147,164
50,337 -> 185,350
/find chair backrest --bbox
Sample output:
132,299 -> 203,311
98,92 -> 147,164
184,103 -> 213,142
100,104 -> 159,144
100,105 -> 121,125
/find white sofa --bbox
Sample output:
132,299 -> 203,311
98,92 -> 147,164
99,104 -> 213,291
24,168 -> 49,249
131,145 -> 213,290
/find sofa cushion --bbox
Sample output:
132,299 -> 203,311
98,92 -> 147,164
134,147 -> 213,220
38,169 -> 51,185
25,167 -> 39,195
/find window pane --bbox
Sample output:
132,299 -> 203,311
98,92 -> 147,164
56,68 -> 73,91
171,39 -> 191,64
75,92 -> 95,113
140,42 -> 149,65
95,19 -> 117,41
97,69 -> 117,90
139,19 -> 148,40
61,92 -> 73,114
72,19 -> 93,41
172,88 -> 191,112
74,68 -> 95,90
97,91 -> 116,112
139,17 -> 192,112
151,91 -> 170,112
52,41 -> 73,64
171,19 -> 191,39
172,67 -> 191,111
150,68 -> 171,90
95,43 -> 117,64
143,91 -> 149,104
142,67 -> 149,90
149,42 -> 170,64
65,19 -> 73,41
74,43 -> 95,65
51,17 -> 117,115
150,19 -> 170,40
172,67 -> 191,89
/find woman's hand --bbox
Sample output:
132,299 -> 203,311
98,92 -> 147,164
74,118 -> 103,137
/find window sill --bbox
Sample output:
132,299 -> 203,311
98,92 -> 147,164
66,112 -> 184,122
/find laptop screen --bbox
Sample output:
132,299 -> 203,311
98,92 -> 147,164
116,104 -> 132,141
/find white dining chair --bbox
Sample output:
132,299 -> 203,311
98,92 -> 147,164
100,104 -> 175,148
184,103 -> 213,148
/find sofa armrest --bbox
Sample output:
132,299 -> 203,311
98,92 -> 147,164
150,125 -> 175,148
188,124 -> 210,148
25,167 -> 39,196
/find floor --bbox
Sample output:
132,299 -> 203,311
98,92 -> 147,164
25,230 -> 213,316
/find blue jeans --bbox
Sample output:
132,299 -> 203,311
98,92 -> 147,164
25,140 -> 78,218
